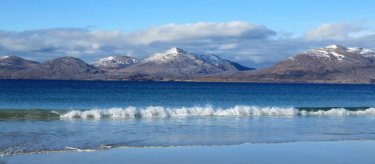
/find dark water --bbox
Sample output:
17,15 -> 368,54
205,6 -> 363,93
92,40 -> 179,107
2,80 -> 375,109
1,80 -> 375,156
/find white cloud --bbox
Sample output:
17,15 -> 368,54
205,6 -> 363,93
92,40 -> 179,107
129,21 -> 275,44
0,21 -> 374,68
304,22 -> 366,41
0,22 -> 276,65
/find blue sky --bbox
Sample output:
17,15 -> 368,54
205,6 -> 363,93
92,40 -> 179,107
0,0 -> 375,67
1,0 -> 374,33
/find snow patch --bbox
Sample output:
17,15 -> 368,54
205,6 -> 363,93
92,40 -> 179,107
165,47 -> 185,54
360,48 -> 374,55
331,52 -> 345,61
304,49 -> 330,59
347,47 -> 360,53
326,45 -> 340,49
302,45 -> 375,61
347,47 -> 375,57
143,47 -> 226,65
94,56 -> 138,68
288,56 -> 295,61
143,51 -> 182,63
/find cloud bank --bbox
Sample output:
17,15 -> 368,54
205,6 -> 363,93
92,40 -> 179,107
0,21 -> 374,67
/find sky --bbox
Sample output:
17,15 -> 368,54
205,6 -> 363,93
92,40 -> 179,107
1,0 -> 375,67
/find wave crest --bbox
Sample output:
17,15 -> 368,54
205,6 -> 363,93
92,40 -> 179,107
59,106 -> 375,119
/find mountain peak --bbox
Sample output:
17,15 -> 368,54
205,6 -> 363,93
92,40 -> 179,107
51,56 -> 83,62
297,44 -> 375,61
143,48 -> 190,63
165,47 -> 186,54
0,56 -> 40,66
347,47 -> 375,56
1,56 -> 10,59
325,44 -> 346,49
320,44 -> 375,55
93,55 -> 138,69
0,55 -> 24,60
45,56 -> 88,67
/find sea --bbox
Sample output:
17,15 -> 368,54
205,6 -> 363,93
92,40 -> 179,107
1,79 -> 375,156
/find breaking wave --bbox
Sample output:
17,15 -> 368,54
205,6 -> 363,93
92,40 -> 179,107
59,106 -> 375,119
2,106 -> 375,120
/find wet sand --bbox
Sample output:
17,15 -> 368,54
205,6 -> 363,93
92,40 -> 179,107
2,140 -> 375,164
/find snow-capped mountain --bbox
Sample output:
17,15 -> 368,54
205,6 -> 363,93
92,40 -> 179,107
245,45 -> 375,83
289,44 -> 375,61
93,55 -> 138,70
142,48 -> 223,65
3,45 -> 375,83
141,47 -> 252,71
0,49 -> 253,81
111,47 -> 253,80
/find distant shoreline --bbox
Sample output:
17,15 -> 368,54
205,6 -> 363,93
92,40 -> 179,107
0,78 -> 374,85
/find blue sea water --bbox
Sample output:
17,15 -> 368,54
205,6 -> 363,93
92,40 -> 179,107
1,80 -> 375,156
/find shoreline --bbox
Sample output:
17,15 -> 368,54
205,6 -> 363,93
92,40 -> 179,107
0,78 -> 374,85
2,140 -> 375,164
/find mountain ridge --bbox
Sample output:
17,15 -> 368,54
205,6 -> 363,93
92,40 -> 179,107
93,55 -> 138,71
107,47 -> 253,80
197,44 -> 375,83
2,45 -> 375,84
0,48 -> 253,81
11,56 -> 106,80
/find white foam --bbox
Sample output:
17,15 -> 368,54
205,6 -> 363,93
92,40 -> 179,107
301,108 -> 375,116
59,106 -> 375,119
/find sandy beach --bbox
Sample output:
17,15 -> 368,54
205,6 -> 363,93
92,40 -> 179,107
2,140 -> 375,164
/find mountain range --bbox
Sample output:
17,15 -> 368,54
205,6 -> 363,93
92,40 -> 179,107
109,48 -> 253,81
197,45 -> 375,83
0,47 -> 253,81
1,45 -> 375,83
